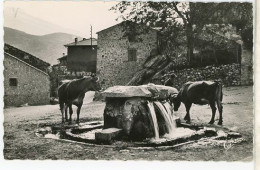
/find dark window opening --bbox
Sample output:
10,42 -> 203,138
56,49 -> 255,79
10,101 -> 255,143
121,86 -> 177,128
128,48 -> 137,61
9,78 -> 18,87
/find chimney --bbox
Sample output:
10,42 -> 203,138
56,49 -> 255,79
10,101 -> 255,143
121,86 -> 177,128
75,38 -> 78,44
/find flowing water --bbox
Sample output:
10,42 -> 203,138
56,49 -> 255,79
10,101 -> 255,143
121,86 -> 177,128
163,102 -> 177,129
147,101 -> 159,140
154,101 -> 177,137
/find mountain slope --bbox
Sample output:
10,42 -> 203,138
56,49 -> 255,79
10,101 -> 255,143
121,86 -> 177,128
4,7 -> 81,36
4,27 -> 81,65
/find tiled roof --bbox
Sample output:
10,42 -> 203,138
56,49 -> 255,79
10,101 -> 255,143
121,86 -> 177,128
64,38 -> 97,47
4,43 -> 50,72
57,55 -> 67,61
96,21 -> 159,34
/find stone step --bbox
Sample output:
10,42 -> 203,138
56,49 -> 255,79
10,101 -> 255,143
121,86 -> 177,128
95,128 -> 123,144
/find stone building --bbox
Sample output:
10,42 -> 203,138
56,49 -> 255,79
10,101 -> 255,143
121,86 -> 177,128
97,21 -> 159,88
4,50 -> 50,107
57,53 -> 67,66
65,38 -> 97,73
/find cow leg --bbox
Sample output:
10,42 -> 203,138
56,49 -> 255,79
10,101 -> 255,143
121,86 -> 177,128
184,103 -> 192,123
59,102 -> 65,123
69,104 -> 73,124
76,105 -> 82,125
209,102 -> 217,124
216,100 -> 223,125
64,104 -> 69,122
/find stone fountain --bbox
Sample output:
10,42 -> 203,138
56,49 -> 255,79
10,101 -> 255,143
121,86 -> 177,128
98,84 -> 179,142
36,84 -> 243,148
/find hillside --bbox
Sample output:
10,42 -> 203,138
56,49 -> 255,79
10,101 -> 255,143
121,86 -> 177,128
4,27 -> 81,65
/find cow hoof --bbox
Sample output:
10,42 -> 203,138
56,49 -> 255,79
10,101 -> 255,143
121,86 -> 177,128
186,120 -> 191,124
208,121 -> 214,124
218,121 -> 223,125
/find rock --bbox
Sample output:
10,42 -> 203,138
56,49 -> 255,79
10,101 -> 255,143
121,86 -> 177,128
216,130 -> 228,140
196,129 -> 206,136
95,128 -> 122,144
204,127 -> 217,137
36,128 -> 49,135
227,132 -> 241,139
45,127 -> 52,133
35,133 -> 43,138
229,126 -> 239,132
119,149 -> 130,153
45,134 -> 59,139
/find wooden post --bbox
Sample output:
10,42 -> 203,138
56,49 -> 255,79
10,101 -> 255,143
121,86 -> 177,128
90,25 -> 92,47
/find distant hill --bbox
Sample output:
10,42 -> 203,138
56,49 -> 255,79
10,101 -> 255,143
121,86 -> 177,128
4,7 -> 82,36
4,27 -> 82,65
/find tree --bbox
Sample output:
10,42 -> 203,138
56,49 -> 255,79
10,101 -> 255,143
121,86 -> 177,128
111,2 -> 253,64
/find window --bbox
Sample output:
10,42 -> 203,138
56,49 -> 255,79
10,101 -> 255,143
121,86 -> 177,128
9,78 -> 18,87
128,48 -> 137,61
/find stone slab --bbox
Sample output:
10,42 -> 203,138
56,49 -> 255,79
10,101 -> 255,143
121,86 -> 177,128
102,86 -> 152,98
71,121 -> 104,134
102,84 -> 178,99
95,128 -> 123,144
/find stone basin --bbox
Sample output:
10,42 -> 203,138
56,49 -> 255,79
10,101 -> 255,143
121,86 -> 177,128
101,84 -> 179,140
36,121 -> 243,148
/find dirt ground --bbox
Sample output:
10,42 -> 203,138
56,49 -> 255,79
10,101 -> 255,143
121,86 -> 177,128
3,86 -> 253,161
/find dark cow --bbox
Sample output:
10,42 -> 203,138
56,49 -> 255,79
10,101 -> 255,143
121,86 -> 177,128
171,81 -> 223,125
58,76 -> 101,124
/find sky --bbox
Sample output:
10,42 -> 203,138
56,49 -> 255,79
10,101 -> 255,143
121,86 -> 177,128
3,0 -> 254,38
4,1 -> 121,37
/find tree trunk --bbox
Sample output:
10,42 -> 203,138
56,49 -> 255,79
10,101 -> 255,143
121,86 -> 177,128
186,23 -> 194,65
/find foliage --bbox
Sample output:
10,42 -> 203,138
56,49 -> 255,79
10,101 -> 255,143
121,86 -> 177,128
111,2 -> 253,64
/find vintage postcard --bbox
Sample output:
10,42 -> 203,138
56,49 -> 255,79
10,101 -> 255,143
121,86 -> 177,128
0,0 -> 258,169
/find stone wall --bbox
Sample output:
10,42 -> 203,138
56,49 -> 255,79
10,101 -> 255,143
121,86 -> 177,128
152,64 -> 241,89
239,43 -> 253,85
97,23 -> 158,89
4,53 -> 50,107
67,46 -> 97,73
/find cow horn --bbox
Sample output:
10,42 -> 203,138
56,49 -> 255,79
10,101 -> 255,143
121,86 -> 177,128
96,77 -> 99,82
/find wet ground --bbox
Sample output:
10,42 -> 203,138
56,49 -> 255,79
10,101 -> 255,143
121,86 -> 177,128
3,86 -> 253,161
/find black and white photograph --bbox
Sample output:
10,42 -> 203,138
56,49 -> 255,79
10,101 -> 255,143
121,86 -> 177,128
0,0 -> 257,168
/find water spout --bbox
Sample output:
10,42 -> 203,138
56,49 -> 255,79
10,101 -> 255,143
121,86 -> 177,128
147,101 -> 159,140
